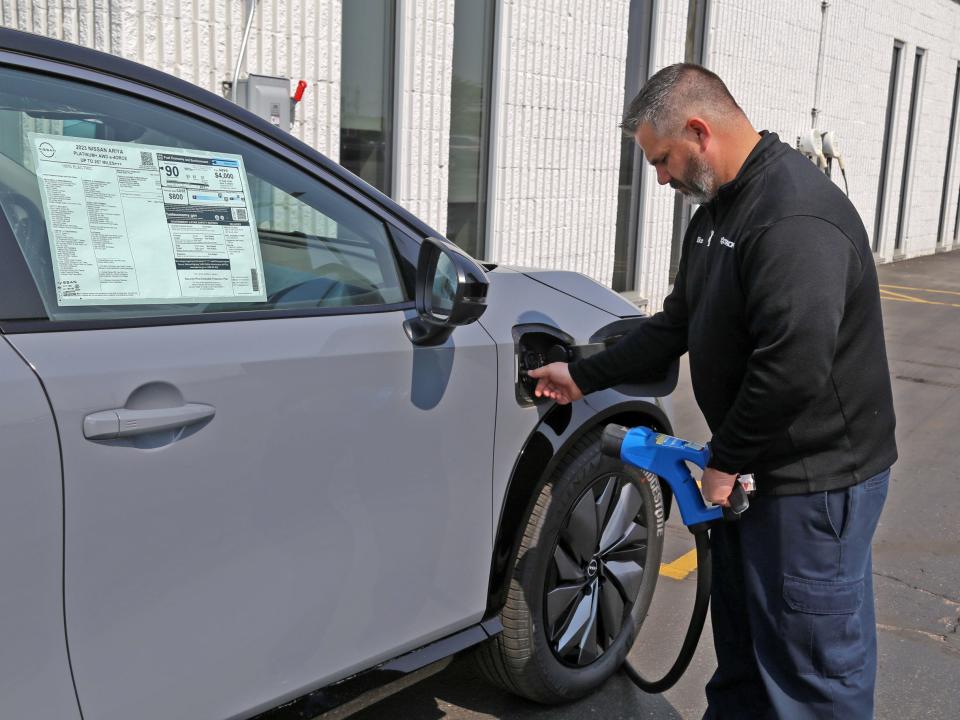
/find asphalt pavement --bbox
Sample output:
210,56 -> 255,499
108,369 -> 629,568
358,250 -> 960,720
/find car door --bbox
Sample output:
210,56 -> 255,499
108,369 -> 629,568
0,57 -> 496,720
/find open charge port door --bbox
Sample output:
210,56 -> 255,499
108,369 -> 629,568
513,324 -> 605,406
513,318 -> 678,407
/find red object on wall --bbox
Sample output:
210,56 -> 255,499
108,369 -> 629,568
293,80 -> 307,103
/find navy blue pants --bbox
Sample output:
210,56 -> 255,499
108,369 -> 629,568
703,469 -> 890,720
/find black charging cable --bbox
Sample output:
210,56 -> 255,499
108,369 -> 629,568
620,484 -> 747,693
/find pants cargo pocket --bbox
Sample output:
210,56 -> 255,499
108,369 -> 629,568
782,574 -> 865,677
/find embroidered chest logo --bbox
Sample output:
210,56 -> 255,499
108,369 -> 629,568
720,237 -> 735,249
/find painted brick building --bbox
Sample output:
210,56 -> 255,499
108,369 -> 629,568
3,0 -> 960,310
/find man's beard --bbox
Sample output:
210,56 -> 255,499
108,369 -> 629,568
670,153 -> 717,205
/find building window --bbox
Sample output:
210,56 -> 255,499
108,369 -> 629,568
874,40 -> 904,253
340,0 -> 396,195
893,46 -> 925,254
938,63 -> 960,247
612,0 -> 657,292
446,0 -> 496,259
668,0 -> 709,284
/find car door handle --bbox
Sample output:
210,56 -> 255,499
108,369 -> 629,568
83,404 -> 216,440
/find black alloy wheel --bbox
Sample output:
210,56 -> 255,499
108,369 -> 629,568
545,474 -> 650,667
473,428 -> 664,704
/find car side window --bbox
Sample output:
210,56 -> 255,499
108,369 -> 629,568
0,65 -> 407,323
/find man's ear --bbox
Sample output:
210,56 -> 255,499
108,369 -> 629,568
686,117 -> 712,151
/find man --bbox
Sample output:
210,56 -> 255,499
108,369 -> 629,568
529,64 -> 896,719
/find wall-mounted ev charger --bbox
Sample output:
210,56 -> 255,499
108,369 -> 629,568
797,128 -> 849,196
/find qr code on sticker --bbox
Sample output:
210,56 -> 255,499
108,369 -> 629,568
139,151 -> 154,168
232,208 -> 248,221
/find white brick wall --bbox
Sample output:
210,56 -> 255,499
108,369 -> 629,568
708,0 -> 960,265
487,0 -> 629,282
0,0 -> 341,159
394,0 -> 455,231
0,0 -> 112,52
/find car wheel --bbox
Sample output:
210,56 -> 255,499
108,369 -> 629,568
475,427 -> 665,703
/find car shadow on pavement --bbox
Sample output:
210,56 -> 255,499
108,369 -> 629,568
353,657 -> 687,719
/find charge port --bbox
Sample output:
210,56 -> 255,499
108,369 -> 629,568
513,324 -> 575,406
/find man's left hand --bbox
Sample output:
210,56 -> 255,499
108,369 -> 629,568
702,467 -> 739,507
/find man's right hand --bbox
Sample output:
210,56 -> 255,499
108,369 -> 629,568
527,362 -> 584,405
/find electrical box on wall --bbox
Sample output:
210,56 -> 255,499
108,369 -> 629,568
235,74 -> 292,129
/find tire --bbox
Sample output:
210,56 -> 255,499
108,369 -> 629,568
474,427 -> 665,703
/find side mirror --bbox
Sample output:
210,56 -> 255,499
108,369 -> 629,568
403,236 -> 489,346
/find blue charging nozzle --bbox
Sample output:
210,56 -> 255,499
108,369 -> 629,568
601,424 -> 748,531
603,423 -> 749,695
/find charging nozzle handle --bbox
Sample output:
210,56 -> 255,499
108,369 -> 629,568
602,423 -> 749,522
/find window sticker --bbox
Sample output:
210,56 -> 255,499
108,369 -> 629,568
30,133 -> 267,306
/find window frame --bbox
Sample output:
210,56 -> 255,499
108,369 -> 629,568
937,62 -> 960,248
0,51 -> 425,334
873,40 -> 905,254
893,46 -> 925,255
445,0 -> 497,260
339,0 -> 397,195
612,0 -> 657,293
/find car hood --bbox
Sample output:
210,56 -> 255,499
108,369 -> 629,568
500,267 -> 644,318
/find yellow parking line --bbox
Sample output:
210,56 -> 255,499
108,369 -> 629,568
880,283 -> 960,297
880,295 -> 921,305
880,288 -> 933,304
660,548 -> 698,580
880,288 -> 960,309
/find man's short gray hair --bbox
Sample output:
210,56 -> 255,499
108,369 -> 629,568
621,63 -> 743,136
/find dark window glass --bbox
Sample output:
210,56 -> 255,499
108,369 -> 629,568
340,0 -> 396,195
446,0 -> 496,259
894,47 -> 924,253
874,41 -> 903,252
938,64 -> 960,247
612,127 -> 643,292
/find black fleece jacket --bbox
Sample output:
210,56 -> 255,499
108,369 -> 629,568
570,132 -> 897,495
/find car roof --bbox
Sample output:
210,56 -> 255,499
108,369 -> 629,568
0,26 -> 437,240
